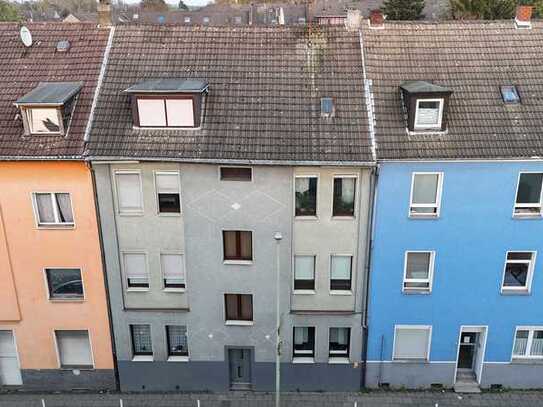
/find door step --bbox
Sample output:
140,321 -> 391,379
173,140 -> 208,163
454,382 -> 481,393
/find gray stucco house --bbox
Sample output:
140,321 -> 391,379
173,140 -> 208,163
87,24 -> 374,391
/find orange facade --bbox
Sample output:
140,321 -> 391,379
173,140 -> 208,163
0,161 -> 113,371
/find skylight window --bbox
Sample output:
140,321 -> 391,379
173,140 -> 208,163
501,85 -> 520,104
321,97 -> 335,118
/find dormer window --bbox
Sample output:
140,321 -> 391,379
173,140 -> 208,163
501,85 -> 520,104
15,82 -> 83,136
400,81 -> 452,133
125,79 -> 208,129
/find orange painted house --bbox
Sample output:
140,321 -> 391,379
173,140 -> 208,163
0,23 -> 115,390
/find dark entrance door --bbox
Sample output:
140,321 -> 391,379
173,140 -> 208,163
457,332 -> 478,369
229,349 -> 252,390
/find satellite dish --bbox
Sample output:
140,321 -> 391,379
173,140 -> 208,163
20,26 -> 33,47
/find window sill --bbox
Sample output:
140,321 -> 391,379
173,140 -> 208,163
37,224 -> 75,230
501,288 -> 530,296
331,215 -> 356,221
512,214 -> 542,220
295,215 -> 318,221
328,357 -> 350,364
292,357 -> 315,364
392,358 -> 429,363
402,289 -> 431,295
223,260 -> 253,266
225,320 -> 254,326
60,365 -> 94,371
49,298 -> 85,302
330,290 -> 353,296
163,288 -> 186,293
157,212 -> 182,217
408,213 -> 439,220
118,211 -> 144,217
127,287 -> 150,292
293,290 -> 316,295
132,355 -> 154,362
511,358 -> 543,364
167,356 -> 190,362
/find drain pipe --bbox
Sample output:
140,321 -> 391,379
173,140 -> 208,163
360,164 -> 378,389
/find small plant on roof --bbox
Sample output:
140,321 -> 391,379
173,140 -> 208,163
381,0 -> 425,20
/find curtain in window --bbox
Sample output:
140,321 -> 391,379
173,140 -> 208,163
55,193 -> 73,223
406,253 -> 431,279
167,325 -> 188,354
295,177 -> 309,193
413,174 -> 438,204
341,178 -> 355,204
161,254 -> 184,283
513,330 -> 529,356
223,231 -> 238,259
132,325 -> 152,354
331,256 -> 351,280
239,232 -> 252,259
330,328 -> 348,345
295,256 -> 314,280
240,295 -> 253,320
225,294 -> 239,320
394,328 -> 429,359
531,331 -> 543,356
36,193 -> 55,223
294,327 -> 309,345
116,173 -> 143,211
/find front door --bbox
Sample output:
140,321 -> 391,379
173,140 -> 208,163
457,332 -> 478,369
228,349 -> 251,390
0,331 -> 22,385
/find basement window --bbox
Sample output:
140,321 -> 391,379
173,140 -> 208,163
501,85 -> 520,104
15,82 -> 83,136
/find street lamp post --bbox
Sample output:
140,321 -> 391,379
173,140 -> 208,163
273,232 -> 283,407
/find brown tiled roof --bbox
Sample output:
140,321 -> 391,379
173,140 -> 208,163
87,25 -> 373,164
0,23 -> 110,158
361,20 -> 543,160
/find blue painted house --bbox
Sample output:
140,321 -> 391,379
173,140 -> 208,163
361,19 -> 543,389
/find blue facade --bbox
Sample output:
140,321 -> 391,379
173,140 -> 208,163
366,161 -> 543,388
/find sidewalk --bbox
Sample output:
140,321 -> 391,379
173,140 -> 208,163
1,391 -> 543,407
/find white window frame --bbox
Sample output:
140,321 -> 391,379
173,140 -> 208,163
43,267 -> 85,301
292,254 -> 316,295
500,251 -> 536,294
511,326 -> 543,360
331,174 -> 358,219
24,107 -> 63,135
392,325 -> 432,361
114,170 -> 144,215
292,326 -> 316,364
53,329 -> 95,370
165,325 -> 190,362
513,172 -> 543,218
129,324 -> 154,362
154,170 -> 182,216
160,251 -> 186,292
327,327 -> 351,364
414,98 -> 444,130
329,254 -> 354,295
32,192 -> 75,228
408,172 -> 443,218
121,250 -> 150,292
402,251 -> 435,294
294,174 -> 319,219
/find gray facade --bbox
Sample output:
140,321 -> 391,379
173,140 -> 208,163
92,162 -> 372,392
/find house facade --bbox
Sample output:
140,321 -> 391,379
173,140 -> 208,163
87,25 -> 374,392
362,18 -> 543,389
0,23 -> 115,390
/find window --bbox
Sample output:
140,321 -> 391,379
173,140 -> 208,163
224,294 -> 253,322
26,108 -> 61,134
295,176 -> 317,217
155,172 -> 181,213
514,173 -> 543,216
501,85 -> 520,104
320,97 -> 335,118
294,255 -> 315,291
115,172 -> 143,214
55,330 -> 93,369
184,16 -> 190,23
130,324 -> 153,357
166,325 -> 189,358
501,251 -> 536,293
403,251 -> 434,293
293,327 -> 315,359
33,192 -> 74,226
298,17 -> 306,24
414,99 -> 443,129
234,16 -> 242,24
333,177 -> 356,217
329,327 -> 350,360
223,231 -> 252,261
330,255 -> 352,291
161,253 -> 185,290
45,268 -> 83,300
513,327 -> 543,359
393,326 -> 431,360
136,98 -> 194,128
220,167 -> 252,182
203,16 -> 210,24
409,173 -> 442,217
123,252 -> 149,289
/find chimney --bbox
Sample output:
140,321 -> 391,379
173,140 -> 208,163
369,9 -> 385,29
97,0 -> 112,27
515,5 -> 533,29
345,9 -> 361,31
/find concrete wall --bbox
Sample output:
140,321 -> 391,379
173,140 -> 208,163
0,161 -> 115,390
367,161 -> 543,388
94,162 -> 372,392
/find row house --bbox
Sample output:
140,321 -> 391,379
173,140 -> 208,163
362,14 -> 543,390
85,25 -> 374,391
0,23 -> 115,390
